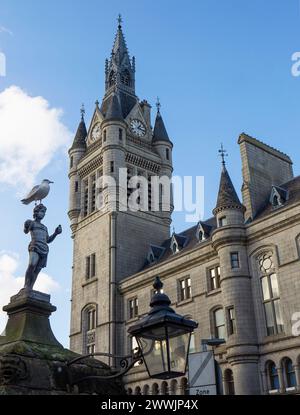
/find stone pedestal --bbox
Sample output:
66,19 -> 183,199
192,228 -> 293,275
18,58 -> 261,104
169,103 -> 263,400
0,290 -> 124,395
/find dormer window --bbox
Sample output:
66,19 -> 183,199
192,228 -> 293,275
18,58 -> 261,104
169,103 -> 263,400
149,253 -> 155,263
172,242 -> 179,254
272,195 -> 279,207
270,186 -> 288,209
198,231 -> 204,241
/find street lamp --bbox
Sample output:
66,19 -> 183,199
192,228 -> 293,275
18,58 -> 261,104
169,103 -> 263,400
128,276 -> 198,380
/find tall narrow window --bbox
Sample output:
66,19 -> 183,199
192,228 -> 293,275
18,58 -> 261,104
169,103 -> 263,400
84,306 -> 96,355
91,253 -> 96,278
179,277 -> 191,301
148,175 -> 152,211
70,156 -> 73,168
83,179 -> 88,216
110,161 -> 114,173
214,308 -> 226,339
267,361 -> 279,390
129,298 -> 138,319
75,181 -> 79,192
259,252 -> 284,336
166,148 -> 170,160
209,266 -> 221,291
224,369 -> 235,395
227,307 -> 236,335
119,128 -> 123,140
85,256 -> 91,279
91,175 -> 96,212
103,129 -> 107,142
283,358 -> 296,388
230,252 -> 240,269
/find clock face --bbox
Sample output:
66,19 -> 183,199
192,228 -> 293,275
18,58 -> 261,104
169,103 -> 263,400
130,119 -> 146,137
91,123 -> 101,141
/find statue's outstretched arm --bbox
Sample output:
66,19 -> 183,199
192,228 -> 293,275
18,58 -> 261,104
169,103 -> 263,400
24,220 -> 33,234
47,225 -> 62,243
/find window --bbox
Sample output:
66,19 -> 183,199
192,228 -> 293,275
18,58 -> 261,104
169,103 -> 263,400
189,333 -> 196,353
131,336 -> 141,367
172,242 -> 179,254
259,252 -> 284,336
83,179 -> 88,216
85,254 -> 96,279
166,148 -> 170,160
109,71 -> 116,87
121,70 -> 131,86
129,298 -> 138,319
198,231 -> 204,241
85,256 -> 91,279
91,175 -> 96,212
110,161 -> 114,173
230,252 -> 240,269
103,129 -> 107,142
75,181 -> 78,192
219,216 -> 227,227
267,361 -> 279,390
224,369 -> 235,395
84,306 -> 96,355
179,277 -> 191,301
283,358 -> 296,388
91,253 -> 96,278
227,307 -> 236,335
209,266 -> 221,291
214,308 -> 226,339
70,156 -> 73,168
272,195 -> 279,207
119,128 -> 123,140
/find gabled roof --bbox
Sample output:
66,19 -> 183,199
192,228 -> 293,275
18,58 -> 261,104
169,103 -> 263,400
213,166 -> 244,215
255,176 -> 300,219
142,217 -> 217,270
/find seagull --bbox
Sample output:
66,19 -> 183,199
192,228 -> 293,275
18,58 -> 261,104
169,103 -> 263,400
21,179 -> 54,205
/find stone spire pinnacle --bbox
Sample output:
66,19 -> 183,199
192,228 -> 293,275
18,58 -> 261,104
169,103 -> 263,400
70,105 -> 87,151
105,16 -> 136,94
152,100 -> 171,143
213,162 -> 244,215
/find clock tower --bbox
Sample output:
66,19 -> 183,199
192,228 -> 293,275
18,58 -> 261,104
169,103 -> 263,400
68,17 -> 173,363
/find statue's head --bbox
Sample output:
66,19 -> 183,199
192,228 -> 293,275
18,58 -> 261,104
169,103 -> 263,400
33,204 -> 47,220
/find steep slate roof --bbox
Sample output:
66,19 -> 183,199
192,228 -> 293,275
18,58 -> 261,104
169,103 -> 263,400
101,91 -> 137,119
213,166 -> 244,215
70,118 -> 87,150
254,175 -> 300,220
152,111 -> 171,143
104,92 -> 123,121
142,216 -> 217,270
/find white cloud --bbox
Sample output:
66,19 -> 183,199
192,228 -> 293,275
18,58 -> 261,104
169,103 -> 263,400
0,86 -> 72,189
0,251 -> 60,331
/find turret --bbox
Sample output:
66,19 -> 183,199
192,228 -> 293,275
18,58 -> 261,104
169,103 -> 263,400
211,147 -> 259,395
68,106 -> 87,233
152,99 -> 173,220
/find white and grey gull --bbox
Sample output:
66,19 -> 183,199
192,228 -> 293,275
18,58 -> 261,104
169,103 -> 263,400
21,179 -> 54,205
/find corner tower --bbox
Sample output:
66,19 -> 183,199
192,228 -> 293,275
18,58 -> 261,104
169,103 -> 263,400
68,17 -> 173,363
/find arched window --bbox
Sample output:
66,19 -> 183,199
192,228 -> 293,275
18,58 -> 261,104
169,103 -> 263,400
127,388 -> 133,395
134,386 -> 142,395
109,71 -> 116,87
161,381 -> 169,395
172,242 -> 178,254
224,369 -> 235,395
170,379 -> 178,395
82,305 -> 97,355
121,69 -> 131,86
152,383 -> 159,395
213,308 -> 226,339
180,377 -> 188,395
283,358 -> 296,388
142,384 -> 150,395
258,252 -> 284,335
198,231 -> 204,241
272,195 -> 279,207
267,361 -> 279,390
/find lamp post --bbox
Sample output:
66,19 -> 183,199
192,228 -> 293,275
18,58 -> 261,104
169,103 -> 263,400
66,276 -> 198,384
128,276 -> 198,380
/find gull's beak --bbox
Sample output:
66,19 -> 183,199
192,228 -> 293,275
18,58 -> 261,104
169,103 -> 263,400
49,181 -> 54,184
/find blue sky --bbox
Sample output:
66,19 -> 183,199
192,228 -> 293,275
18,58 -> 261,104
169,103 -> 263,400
0,0 -> 300,347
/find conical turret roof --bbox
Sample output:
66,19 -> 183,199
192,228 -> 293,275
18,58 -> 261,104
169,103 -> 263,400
213,166 -> 244,215
152,110 -> 171,143
70,115 -> 87,151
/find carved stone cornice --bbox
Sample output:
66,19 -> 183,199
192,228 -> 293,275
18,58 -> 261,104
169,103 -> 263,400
78,154 -> 103,178
125,152 -> 160,174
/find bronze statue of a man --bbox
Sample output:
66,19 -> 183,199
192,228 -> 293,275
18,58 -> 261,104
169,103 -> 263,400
24,204 -> 62,291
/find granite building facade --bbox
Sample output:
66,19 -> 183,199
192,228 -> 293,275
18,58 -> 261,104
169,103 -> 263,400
68,19 -> 300,395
